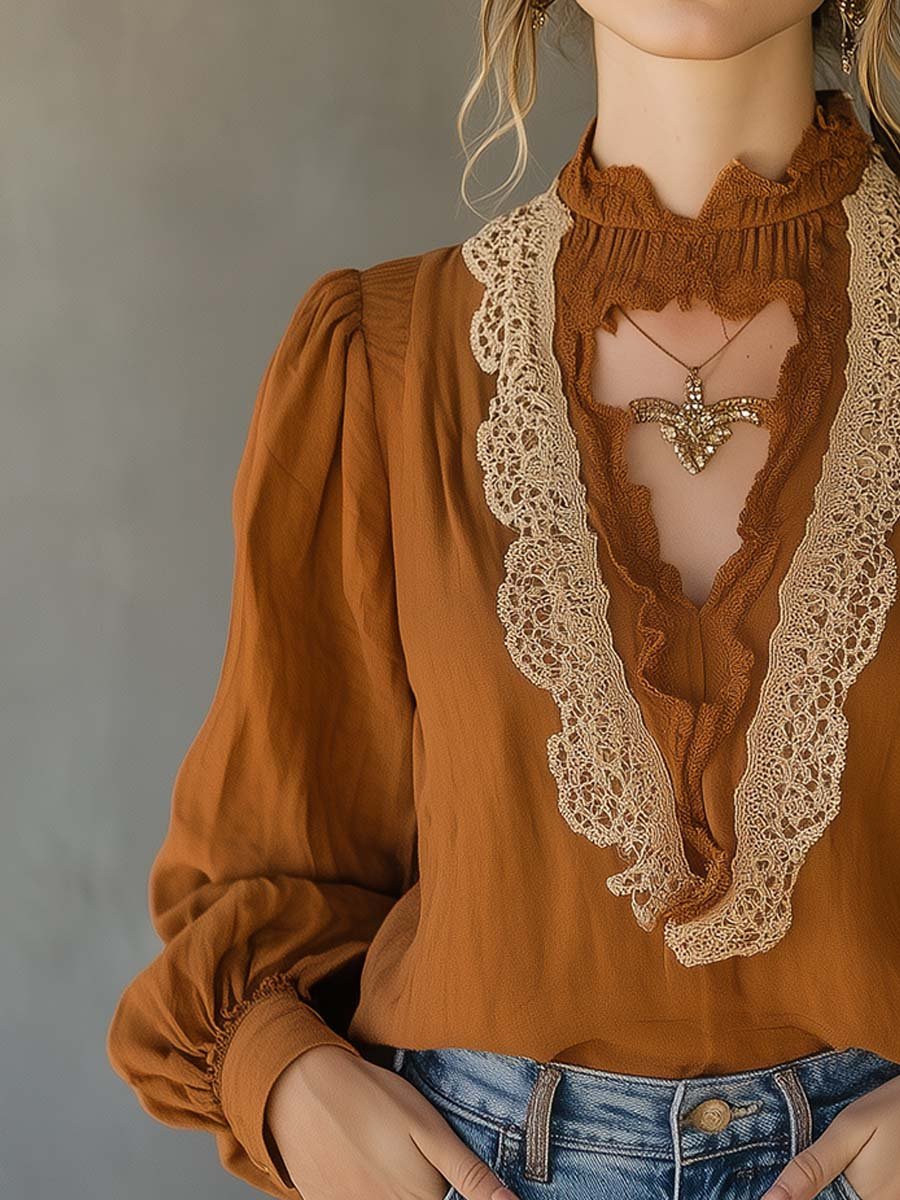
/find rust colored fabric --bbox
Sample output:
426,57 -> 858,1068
107,89 -> 900,1197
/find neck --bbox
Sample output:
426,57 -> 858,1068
591,18 -> 818,219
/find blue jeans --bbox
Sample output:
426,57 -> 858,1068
388,1044 -> 900,1200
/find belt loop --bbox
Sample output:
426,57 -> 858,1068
391,1046 -> 407,1073
523,1063 -> 563,1182
773,1067 -> 813,1157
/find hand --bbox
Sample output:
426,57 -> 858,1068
760,1072 -> 900,1200
264,1043 -> 519,1200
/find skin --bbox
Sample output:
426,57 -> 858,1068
580,1 -> 825,219
265,6 -> 900,1200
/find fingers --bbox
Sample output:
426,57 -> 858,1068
437,1143 -> 518,1200
410,1119 -> 518,1200
760,1110 -> 869,1200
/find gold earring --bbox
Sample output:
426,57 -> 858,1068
836,0 -> 867,73
531,0 -> 555,32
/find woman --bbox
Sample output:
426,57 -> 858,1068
107,2 -> 900,1198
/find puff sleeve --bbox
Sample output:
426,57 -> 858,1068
106,267 -> 417,1196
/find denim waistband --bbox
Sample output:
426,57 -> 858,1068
390,1043 -> 900,1164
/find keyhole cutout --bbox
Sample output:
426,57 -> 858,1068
591,297 -> 800,611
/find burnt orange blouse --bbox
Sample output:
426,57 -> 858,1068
107,87 -> 900,1197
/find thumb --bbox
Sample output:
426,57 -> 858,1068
760,1115 -> 865,1200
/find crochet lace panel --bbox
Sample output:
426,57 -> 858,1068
461,145 -> 900,965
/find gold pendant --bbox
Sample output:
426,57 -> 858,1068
629,368 -> 765,475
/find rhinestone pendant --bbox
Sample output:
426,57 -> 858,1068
629,368 -> 765,474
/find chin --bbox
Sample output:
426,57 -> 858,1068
576,0 -> 822,60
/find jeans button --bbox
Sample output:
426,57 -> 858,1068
687,1098 -> 733,1131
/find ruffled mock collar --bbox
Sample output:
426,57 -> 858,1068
556,88 -> 873,232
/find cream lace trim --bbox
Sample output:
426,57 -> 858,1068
461,146 -> 900,965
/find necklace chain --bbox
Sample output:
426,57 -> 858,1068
615,304 -> 760,374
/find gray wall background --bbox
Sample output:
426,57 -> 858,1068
2,4 -> 592,1197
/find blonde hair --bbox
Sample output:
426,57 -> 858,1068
456,0 -> 900,216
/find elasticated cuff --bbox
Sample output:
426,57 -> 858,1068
219,987 -> 361,1191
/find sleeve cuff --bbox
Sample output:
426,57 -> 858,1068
219,986 -> 361,1190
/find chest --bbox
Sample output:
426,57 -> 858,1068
589,297 -> 799,610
